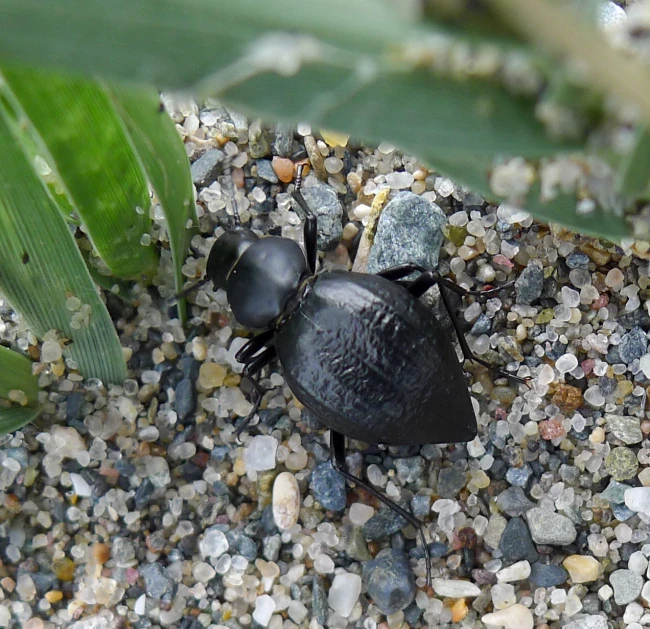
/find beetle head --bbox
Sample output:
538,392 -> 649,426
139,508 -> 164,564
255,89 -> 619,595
205,226 -> 258,290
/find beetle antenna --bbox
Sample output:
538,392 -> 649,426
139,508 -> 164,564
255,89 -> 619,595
222,160 -> 241,227
295,163 -> 305,192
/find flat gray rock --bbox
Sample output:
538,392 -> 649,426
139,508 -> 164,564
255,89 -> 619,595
367,192 -> 446,274
525,508 -> 577,545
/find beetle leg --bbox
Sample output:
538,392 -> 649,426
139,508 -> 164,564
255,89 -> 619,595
376,263 -> 428,281
328,430 -> 433,587
291,189 -> 318,275
235,328 -> 275,363
379,264 -> 514,299
234,346 -> 277,440
407,272 -> 530,385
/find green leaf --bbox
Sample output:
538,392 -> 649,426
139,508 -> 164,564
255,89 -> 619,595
219,66 -> 575,160
0,405 -> 42,436
0,0 -> 411,89
0,345 -> 39,403
0,66 -> 159,279
107,85 -> 196,324
0,105 -> 127,384
616,125 -> 650,199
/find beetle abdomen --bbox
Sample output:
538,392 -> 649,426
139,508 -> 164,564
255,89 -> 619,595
275,272 -> 477,445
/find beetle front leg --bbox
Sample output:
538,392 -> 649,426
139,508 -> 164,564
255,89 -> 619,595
328,431 -> 433,587
234,346 -> 277,440
291,189 -> 318,275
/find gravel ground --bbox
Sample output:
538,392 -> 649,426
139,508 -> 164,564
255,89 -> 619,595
1,97 -> 650,629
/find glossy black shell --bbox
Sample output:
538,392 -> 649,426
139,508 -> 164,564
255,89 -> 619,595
275,271 -> 476,445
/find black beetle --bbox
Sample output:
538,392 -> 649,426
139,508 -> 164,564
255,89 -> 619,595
200,166 -> 521,584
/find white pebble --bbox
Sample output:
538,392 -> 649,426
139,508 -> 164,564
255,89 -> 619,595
70,473 -> 93,497
253,594 -> 276,627
555,353 -> 578,374
482,604 -> 533,629
244,436 -> 278,471
386,171 -> 414,190
314,554 -> 335,574
41,340 -> 62,362
538,364 -> 555,386
328,572 -> 362,617
640,354 -> 650,378
349,502 -> 375,525
496,560 -> 531,582
272,472 -> 301,530
625,487 -> 650,516
432,578 -> 481,598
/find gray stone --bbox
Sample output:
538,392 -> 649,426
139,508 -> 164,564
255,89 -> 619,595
312,576 -> 328,626
566,252 -> 590,269
484,513 -> 507,550
525,508 -> 577,545
272,123 -> 294,157
175,378 -> 196,421
256,159 -> 278,184
293,182 -> 343,251
394,457 -> 425,484
619,326 -> 648,363
344,526 -> 372,562
607,414 -> 643,444
610,569 -> 643,605
529,562 -> 569,587
437,467 -> 466,498
140,562 -> 175,600
500,516 -> 538,563
363,549 -> 416,615
506,465 -> 532,487
515,262 -> 544,304
311,462 -> 346,511
367,193 -> 446,275
470,313 -> 492,336
600,479 -> 631,504
363,507 -> 408,541
190,149 -> 225,187
496,487 -> 535,516
563,616 -> 607,629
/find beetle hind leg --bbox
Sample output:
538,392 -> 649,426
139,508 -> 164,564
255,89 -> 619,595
406,271 -> 531,386
329,431 -> 433,586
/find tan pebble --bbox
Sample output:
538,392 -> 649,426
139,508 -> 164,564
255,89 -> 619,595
482,603 -> 533,629
563,555 -> 600,583
122,346 -> 133,362
304,136 -> 327,180
161,342 -> 178,360
589,426 -> 605,444
52,362 -> 65,376
192,341 -> 207,361
451,598 -> 468,622
24,619 -> 44,629
198,362 -> 226,389
272,156 -> 294,183
92,543 -> 110,564
320,129 -> 349,147
223,373 -> 241,387
45,590 -> 64,603
272,471 -> 301,529
233,458 -> 246,476
1,577 -> 15,592
152,348 -> 165,364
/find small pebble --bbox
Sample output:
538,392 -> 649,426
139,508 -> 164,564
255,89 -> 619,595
525,508 -> 577,545
328,572 -> 362,617
482,603 -> 533,629
363,549 -> 416,614
563,555 -> 600,583
431,579 -> 481,598
272,471 -> 301,530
